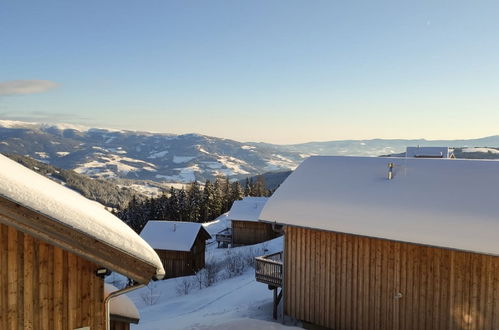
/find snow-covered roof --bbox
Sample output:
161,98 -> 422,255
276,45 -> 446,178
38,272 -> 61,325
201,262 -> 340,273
406,146 -> 453,158
228,197 -> 268,222
105,283 -> 140,322
140,221 -> 211,252
260,156 -> 499,256
0,154 -> 164,280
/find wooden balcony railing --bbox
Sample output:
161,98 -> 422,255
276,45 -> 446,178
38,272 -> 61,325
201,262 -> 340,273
215,228 -> 232,247
255,251 -> 283,288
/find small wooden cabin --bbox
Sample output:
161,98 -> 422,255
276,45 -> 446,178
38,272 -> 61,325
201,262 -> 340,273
0,154 -> 164,330
260,156 -> 499,329
105,284 -> 140,330
228,197 -> 280,246
140,221 -> 211,279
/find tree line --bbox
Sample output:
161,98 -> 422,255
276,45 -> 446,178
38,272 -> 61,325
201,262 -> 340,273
116,175 -> 271,233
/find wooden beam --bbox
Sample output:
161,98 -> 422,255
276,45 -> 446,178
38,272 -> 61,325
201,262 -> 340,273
0,197 -> 157,284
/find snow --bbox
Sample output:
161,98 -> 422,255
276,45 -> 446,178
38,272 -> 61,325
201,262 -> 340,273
129,231 -> 295,330
203,213 -> 231,239
0,154 -> 164,278
264,155 -> 298,172
148,150 -> 169,159
406,146 -> 453,158
261,156 -> 499,256
241,145 -> 255,150
105,283 -> 140,320
155,166 -> 199,183
35,151 -> 50,159
56,151 -> 70,157
217,156 -> 250,175
173,156 -> 197,164
140,221 -> 210,252
228,197 -> 268,222
462,147 -> 499,154
75,155 -> 157,176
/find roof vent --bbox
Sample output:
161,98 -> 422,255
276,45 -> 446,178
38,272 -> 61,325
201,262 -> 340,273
387,162 -> 394,180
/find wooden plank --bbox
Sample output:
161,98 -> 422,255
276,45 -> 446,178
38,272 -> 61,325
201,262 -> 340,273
303,227 -> 309,322
319,231 -> 326,326
484,257 -> 493,330
392,242 -> 400,330
432,247 -> 441,330
39,243 -> 50,330
329,229 -> 336,328
7,225 -> 18,330
324,229 -> 331,329
48,244 -> 55,330
374,238 -> 382,329
17,231 -> 25,328
53,248 -> 64,330
352,235 -> 358,329
23,234 -> 34,330
0,225 -> 5,330
418,246 -> 430,329
81,259 -> 92,327
492,257 -> 499,329
297,228 -> 307,320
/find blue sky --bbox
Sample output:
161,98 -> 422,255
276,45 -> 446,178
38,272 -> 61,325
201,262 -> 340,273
1,1 -> 499,144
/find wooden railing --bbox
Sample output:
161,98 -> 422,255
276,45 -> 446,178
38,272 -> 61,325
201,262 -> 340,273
215,228 -> 232,247
255,251 -> 283,288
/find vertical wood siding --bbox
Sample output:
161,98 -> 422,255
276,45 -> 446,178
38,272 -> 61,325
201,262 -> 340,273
156,237 -> 206,279
285,226 -> 499,330
0,223 -> 105,330
232,221 -> 280,245
110,320 -> 130,330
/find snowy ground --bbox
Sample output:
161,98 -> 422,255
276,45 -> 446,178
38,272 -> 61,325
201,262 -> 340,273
126,216 -> 301,330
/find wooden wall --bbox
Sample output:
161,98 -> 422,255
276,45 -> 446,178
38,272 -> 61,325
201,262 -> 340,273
157,237 -> 206,279
0,223 -> 105,330
232,221 -> 280,246
110,320 -> 131,330
285,226 -> 499,330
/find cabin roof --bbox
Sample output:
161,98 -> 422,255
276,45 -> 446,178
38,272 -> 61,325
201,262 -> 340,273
0,154 -> 164,282
228,197 -> 268,222
140,221 -> 211,252
105,283 -> 140,323
260,156 -> 499,256
406,146 -> 453,158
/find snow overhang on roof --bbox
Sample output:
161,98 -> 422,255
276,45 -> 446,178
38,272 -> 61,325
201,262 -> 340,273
260,156 -> 499,256
0,154 -> 165,283
105,283 -> 140,323
140,220 -> 211,252
228,197 -> 268,222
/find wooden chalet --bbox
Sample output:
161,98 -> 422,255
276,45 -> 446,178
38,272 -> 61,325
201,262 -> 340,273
105,284 -> 140,330
228,197 -> 281,246
258,156 -> 499,329
140,221 -> 211,279
0,154 -> 164,330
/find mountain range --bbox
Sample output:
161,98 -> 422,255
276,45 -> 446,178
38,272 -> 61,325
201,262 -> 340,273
2,120 -> 499,185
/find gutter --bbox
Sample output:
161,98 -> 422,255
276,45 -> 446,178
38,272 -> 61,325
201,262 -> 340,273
105,284 -> 146,330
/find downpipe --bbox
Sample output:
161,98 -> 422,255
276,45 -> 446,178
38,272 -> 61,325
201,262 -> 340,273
105,283 -> 145,330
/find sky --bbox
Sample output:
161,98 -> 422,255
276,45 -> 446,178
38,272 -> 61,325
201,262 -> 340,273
1,1 -> 499,144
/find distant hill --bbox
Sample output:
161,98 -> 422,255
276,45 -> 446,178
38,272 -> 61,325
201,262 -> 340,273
4,153 -> 138,209
241,171 -> 292,192
2,120 -> 499,184
0,120 -> 302,183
